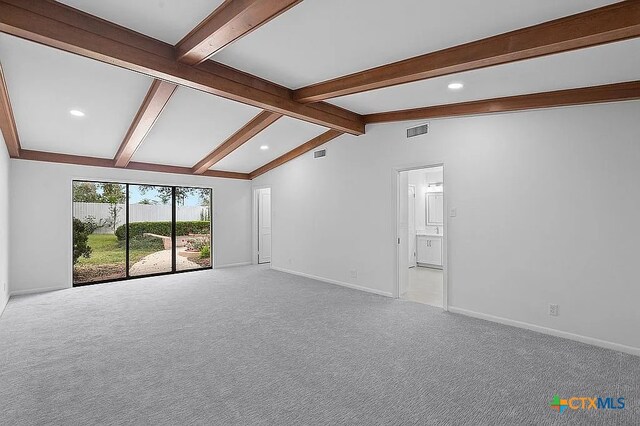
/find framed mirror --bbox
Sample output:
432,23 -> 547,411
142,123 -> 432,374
426,191 -> 444,226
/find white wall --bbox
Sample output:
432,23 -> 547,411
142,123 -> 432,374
254,101 -> 640,352
0,135 -> 9,315
9,160 -> 252,294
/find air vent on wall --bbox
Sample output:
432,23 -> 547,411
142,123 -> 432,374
314,149 -> 327,158
406,123 -> 429,138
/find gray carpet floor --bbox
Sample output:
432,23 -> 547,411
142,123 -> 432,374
0,265 -> 637,425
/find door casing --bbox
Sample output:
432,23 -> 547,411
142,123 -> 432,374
394,164 -> 448,310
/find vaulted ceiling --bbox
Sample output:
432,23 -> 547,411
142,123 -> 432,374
0,0 -> 639,180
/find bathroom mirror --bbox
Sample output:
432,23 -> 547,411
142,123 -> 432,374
426,192 -> 444,226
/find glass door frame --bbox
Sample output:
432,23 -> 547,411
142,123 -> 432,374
72,180 -> 213,287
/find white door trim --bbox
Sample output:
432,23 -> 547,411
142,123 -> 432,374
408,184 -> 416,268
394,163 -> 448,311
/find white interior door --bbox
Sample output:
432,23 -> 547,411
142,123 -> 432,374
408,185 -> 416,267
258,189 -> 272,264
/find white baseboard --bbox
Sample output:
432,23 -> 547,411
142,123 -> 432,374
10,285 -> 69,297
448,306 -> 640,357
215,262 -> 252,269
271,266 -> 393,298
0,295 -> 7,318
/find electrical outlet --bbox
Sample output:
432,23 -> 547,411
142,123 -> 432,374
349,270 -> 358,279
450,208 -> 457,217
288,258 -> 293,265
549,304 -> 559,317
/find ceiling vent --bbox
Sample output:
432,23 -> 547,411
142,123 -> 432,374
314,149 -> 327,159
406,123 -> 429,138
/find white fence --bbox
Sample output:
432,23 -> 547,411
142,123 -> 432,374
73,202 -> 210,234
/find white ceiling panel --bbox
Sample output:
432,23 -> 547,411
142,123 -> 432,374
328,39 -> 640,114
59,0 -> 223,44
214,117 -> 327,173
215,0 -> 617,89
0,34 -> 152,158
132,86 -> 261,167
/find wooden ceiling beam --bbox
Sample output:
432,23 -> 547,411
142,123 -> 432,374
0,61 -> 20,157
177,0 -> 302,65
193,110 -> 282,174
114,79 -> 177,168
4,0 -> 175,59
0,0 -> 364,135
294,1 -> 640,103
250,129 -> 342,179
128,161 -> 250,180
20,150 -> 116,168
364,81 -> 640,124
18,150 -> 250,180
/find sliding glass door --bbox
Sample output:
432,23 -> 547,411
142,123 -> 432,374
72,182 -> 127,285
128,185 -> 173,277
176,187 -> 212,271
72,181 -> 212,286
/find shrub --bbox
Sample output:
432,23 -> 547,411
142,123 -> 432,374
83,215 -> 112,234
115,221 -> 210,241
200,245 -> 210,259
185,236 -> 209,252
128,235 -> 165,251
73,218 -> 92,264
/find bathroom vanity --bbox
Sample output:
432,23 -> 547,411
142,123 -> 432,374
416,234 -> 442,268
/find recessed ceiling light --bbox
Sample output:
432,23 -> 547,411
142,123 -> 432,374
69,109 -> 85,117
260,145 -> 269,150
447,82 -> 464,90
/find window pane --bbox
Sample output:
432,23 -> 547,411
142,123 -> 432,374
72,181 -> 126,284
128,185 -> 173,276
176,187 -> 212,271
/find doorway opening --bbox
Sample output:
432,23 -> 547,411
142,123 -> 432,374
256,187 -> 271,264
397,166 -> 445,308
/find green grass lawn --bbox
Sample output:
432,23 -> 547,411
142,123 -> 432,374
77,234 -> 163,266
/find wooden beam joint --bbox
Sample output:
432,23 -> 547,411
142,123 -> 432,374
250,129 -> 343,179
114,79 -> 177,168
192,110 -> 282,174
176,0 -> 302,65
